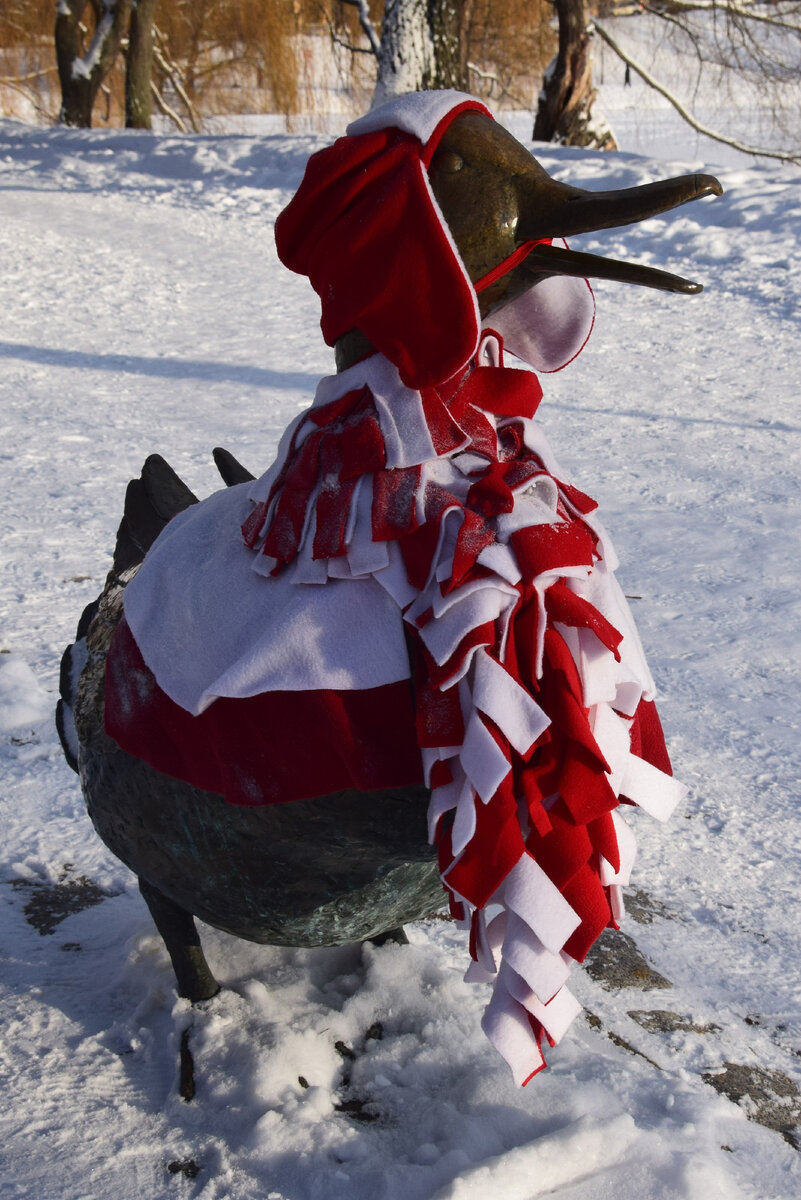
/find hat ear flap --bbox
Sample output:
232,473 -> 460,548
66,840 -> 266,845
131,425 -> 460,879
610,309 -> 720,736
275,128 -> 481,390
488,273 -> 596,374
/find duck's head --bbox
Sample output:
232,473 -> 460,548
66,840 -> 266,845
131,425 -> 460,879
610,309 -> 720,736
275,92 -> 721,388
428,110 -> 722,320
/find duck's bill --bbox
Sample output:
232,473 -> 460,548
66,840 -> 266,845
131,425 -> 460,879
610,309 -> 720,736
519,172 -> 723,241
496,169 -> 723,301
521,242 -> 704,294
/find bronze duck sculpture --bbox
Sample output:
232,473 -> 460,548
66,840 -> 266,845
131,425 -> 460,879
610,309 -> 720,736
57,92 -> 720,1080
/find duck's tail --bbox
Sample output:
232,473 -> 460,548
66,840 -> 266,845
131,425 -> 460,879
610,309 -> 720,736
55,448 -> 254,774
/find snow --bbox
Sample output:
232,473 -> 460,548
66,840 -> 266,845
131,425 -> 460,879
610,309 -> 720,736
2,97 -> 801,1199
0,654 -> 51,732
71,12 -> 117,82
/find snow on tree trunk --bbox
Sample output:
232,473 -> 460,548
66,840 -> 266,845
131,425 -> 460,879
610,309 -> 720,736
373,0 -> 470,107
125,0 -> 157,129
374,0 -> 434,103
55,0 -> 130,128
533,0 -> 616,151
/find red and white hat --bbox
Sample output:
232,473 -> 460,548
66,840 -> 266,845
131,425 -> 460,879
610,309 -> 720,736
275,91 -> 495,389
345,92 -> 596,378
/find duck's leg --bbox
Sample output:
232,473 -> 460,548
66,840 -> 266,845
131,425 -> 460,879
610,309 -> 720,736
367,926 -> 409,947
138,877 -> 220,1001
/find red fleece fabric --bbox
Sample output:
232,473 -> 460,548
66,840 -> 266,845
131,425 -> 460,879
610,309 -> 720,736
105,617 -> 423,805
274,119 -> 486,390
106,601 -> 670,819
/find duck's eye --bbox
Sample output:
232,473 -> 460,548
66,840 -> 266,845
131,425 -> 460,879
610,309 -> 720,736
432,150 -> 464,175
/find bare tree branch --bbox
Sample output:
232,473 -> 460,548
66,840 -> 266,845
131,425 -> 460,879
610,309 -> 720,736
332,31 -> 377,55
466,61 -> 528,108
0,75 -> 55,121
149,77 -> 189,132
339,0 -> 381,57
320,8 -> 376,59
0,68 -> 57,83
638,4 -> 706,57
152,26 -> 201,132
643,0 -> 801,37
593,18 -> 801,163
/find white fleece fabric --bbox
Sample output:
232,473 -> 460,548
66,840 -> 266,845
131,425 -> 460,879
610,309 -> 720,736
122,481 -> 412,715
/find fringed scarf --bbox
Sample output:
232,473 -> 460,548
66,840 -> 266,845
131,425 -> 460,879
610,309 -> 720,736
240,333 -> 684,1083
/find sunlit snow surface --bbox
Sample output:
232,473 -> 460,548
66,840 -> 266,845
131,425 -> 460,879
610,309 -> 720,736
1,102 -> 801,1199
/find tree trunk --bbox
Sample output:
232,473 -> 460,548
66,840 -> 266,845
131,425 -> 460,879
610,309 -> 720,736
533,0 -> 616,150
126,0 -> 157,128
373,0 -> 471,106
55,0 -> 129,128
55,0 -> 94,127
427,0 -> 472,91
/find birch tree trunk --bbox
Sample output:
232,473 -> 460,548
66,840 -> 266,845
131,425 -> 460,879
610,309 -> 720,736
55,0 -> 130,128
373,0 -> 472,106
533,0 -> 615,150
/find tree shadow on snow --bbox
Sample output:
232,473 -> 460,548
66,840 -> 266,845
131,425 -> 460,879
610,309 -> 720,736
557,397 -> 801,436
0,340 -> 318,392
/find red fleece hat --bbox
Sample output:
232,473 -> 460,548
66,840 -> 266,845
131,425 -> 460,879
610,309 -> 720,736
274,93 -> 492,390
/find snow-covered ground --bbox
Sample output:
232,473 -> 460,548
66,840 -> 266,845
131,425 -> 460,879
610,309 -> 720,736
1,98 -> 801,1199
